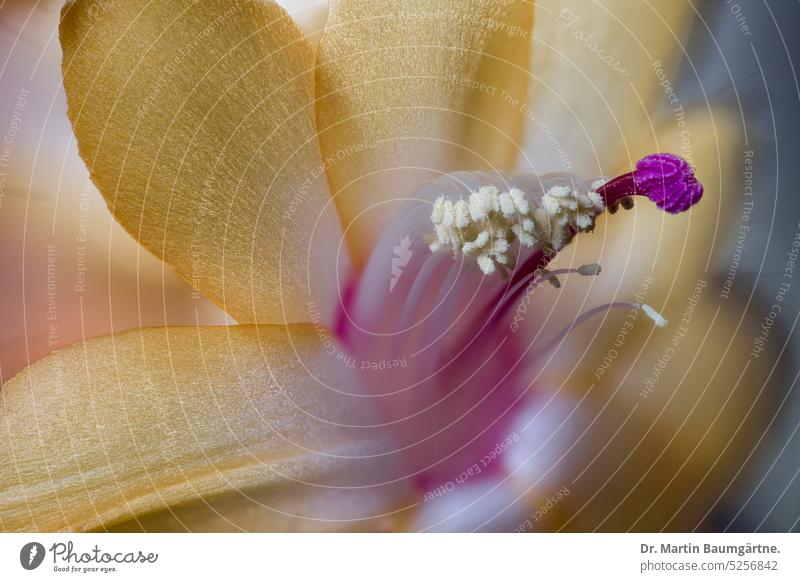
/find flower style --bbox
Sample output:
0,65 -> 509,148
0,0 -> 770,532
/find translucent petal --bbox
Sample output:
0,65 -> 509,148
0,325 -> 398,531
316,0 -> 534,263
60,0 -> 347,324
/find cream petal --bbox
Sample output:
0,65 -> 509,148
522,0 -> 696,176
0,325 -> 398,532
60,0 -> 347,325
105,478 -> 414,532
316,0 -> 534,263
0,3 -> 229,383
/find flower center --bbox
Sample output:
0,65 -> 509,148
332,154 -> 701,490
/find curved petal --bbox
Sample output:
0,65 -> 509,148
60,0 -> 347,325
316,0 -> 534,262
105,478 -> 414,532
522,0 -> 696,176
0,325 -> 401,532
0,2 -> 229,383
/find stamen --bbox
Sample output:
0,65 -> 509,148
428,185 -> 538,275
540,269 -> 562,288
429,184 -> 604,275
421,151 -> 682,367
537,264 -> 602,289
536,301 -> 668,356
489,263 -> 604,325
427,153 -> 702,277
641,303 -> 668,327
576,263 -> 602,276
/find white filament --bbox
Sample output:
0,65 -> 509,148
536,301 -> 668,356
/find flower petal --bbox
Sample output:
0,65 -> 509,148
413,394 -> 583,532
522,0 -> 695,175
105,477 -> 413,532
60,0 -> 346,324
0,4 -> 230,382
0,325 -> 397,532
316,0 -> 534,262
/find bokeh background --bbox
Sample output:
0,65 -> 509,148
1,0 -> 798,531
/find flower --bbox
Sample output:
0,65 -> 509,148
0,0 -> 771,532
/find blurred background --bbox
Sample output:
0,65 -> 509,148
0,0 -> 798,531
685,0 -> 800,533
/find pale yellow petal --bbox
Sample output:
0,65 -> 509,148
0,325 -> 397,532
0,3 -> 229,383
106,480 -> 415,532
60,0 -> 346,324
523,0 -> 696,175
316,0 -> 534,262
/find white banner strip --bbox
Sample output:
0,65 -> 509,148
1,533 -> 798,581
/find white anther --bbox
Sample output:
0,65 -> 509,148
510,188 -> 530,214
542,195 -> 561,216
577,263 -> 602,276
468,192 -> 487,222
431,197 -> 446,224
492,239 -> 510,254
575,213 -> 593,230
479,186 -> 500,212
462,230 -> 489,256
549,185 -> 572,198
477,254 -> 496,275
499,191 -> 516,217
429,180 -> 607,276
454,199 -> 470,228
441,199 -> 455,227
587,190 -> 606,212
511,223 -> 536,247
641,304 -> 668,327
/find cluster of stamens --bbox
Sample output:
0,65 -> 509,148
425,153 -> 702,335
428,183 -> 607,275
